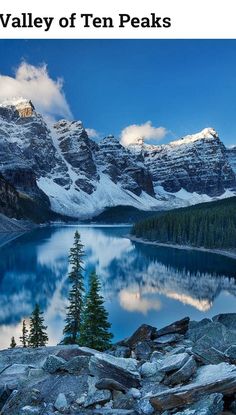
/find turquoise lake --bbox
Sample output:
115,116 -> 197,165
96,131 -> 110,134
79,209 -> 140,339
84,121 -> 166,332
0,225 -> 236,349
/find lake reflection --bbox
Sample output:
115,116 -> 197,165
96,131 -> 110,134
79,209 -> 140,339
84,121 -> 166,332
0,225 -> 235,349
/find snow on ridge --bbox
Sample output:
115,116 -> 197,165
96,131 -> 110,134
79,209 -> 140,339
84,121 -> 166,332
169,128 -> 219,147
0,97 -> 32,108
37,173 -> 162,219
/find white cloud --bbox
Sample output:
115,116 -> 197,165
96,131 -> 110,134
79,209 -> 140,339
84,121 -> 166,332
0,62 -> 72,119
86,128 -> 100,139
120,121 -> 167,147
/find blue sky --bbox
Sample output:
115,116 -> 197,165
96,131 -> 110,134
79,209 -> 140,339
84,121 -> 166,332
0,39 -> 235,146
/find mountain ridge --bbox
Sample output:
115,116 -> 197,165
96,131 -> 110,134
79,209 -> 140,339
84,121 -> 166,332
0,98 -> 235,222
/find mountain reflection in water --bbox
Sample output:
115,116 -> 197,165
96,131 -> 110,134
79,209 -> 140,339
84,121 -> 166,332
0,225 -> 235,348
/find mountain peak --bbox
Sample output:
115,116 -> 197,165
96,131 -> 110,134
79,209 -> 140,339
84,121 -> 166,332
171,128 -> 219,147
0,97 -> 35,118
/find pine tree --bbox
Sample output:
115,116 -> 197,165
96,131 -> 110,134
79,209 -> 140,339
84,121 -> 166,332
62,231 -> 85,344
79,271 -> 113,351
28,304 -> 48,347
10,336 -> 16,348
20,319 -> 28,348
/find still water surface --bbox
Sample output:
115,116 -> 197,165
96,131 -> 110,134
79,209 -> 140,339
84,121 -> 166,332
0,225 -> 235,349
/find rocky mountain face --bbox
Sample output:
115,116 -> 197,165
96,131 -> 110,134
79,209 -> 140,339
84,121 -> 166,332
128,128 -> 236,197
0,98 -> 235,221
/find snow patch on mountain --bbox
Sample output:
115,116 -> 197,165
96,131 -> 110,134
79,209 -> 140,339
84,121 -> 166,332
37,173 -> 162,218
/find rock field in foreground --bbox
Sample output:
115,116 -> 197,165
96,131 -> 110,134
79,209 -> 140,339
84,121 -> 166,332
1,314 -> 236,414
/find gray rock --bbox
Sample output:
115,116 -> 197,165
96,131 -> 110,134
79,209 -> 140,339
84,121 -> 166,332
140,362 -> 162,380
150,363 -> 236,412
96,378 -> 128,393
213,313 -> 236,331
134,342 -> 152,361
225,345 -> 236,363
135,397 -> 155,414
123,325 -> 157,348
192,335 -> 229,364
84,377 -> 111,408
42,355 -> 66,374
187,321 -> 226,344
154,334 -> 183,345
63,355 -> 90,374
168,346 -> 186,355
150,351 -> 163,362
174,393 -> 224,415
156,317 -> 190,337
164,356 -> 197,386
110,346 -> 131,358
89,353 -> 140,389
159,353 -> 189,373
127,388 -> 141,399
113,392 -> 135,410
54,393 -> 68,411
20,406 -> 42,415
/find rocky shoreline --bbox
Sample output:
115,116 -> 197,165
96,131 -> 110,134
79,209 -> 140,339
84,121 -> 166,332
130,236 -> 236,260
1,314 -> 236,414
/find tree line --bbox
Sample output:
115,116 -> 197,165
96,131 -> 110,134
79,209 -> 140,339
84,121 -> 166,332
131,197 -> 236,249
10,231 -> 113,351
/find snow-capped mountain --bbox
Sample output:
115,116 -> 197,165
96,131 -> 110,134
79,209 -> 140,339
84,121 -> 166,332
0,98 -> 235,221
127,128 -> 236,197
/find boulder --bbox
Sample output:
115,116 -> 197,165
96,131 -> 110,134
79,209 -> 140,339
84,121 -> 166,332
124,325 -> 157,348
96,378 -> 128,392
110,346 -> 131,358
20,406 -> 42,415
174,393 -> 224,415
113,392 -> 135,410
89,354 -> 141,389
213,313 -> 236,331
159,353 -> 189,373
84,377 -> 111,408
187,321 -> 226,344
42,355 -> 66,374
135,397 -> 155,414
154,334 -> 183,345
164,356 -> 197,386
63,356 -> 90,374
134,342 -> 152,361
192,335 -> 229,364
225,345 -> 236,364
54,392 -> 68,411
140,361 -> 163,382
156,317 -> 190,337
150,362 -> 236,411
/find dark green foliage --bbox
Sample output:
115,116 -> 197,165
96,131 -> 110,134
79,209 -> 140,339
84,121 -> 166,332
28,304 -> 48,347
10,336 -> 16,348
62,231 -> 85,344
132,197 -> 236,250
79,271 -> 113,351
20,319 -> 28,348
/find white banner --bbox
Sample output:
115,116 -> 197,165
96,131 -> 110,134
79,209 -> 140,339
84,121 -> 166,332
0,0 -> 236,39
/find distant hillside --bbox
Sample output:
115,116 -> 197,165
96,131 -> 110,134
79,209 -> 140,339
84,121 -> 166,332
132,197 -> 236,249
91,205 -> 162,224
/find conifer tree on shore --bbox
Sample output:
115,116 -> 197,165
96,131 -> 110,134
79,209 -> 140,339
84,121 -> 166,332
10,336 -> 16,348
20,319 -> 28,348
79,271 -> 113,351
28,304 -> 48,347
62,231 -> 85,344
